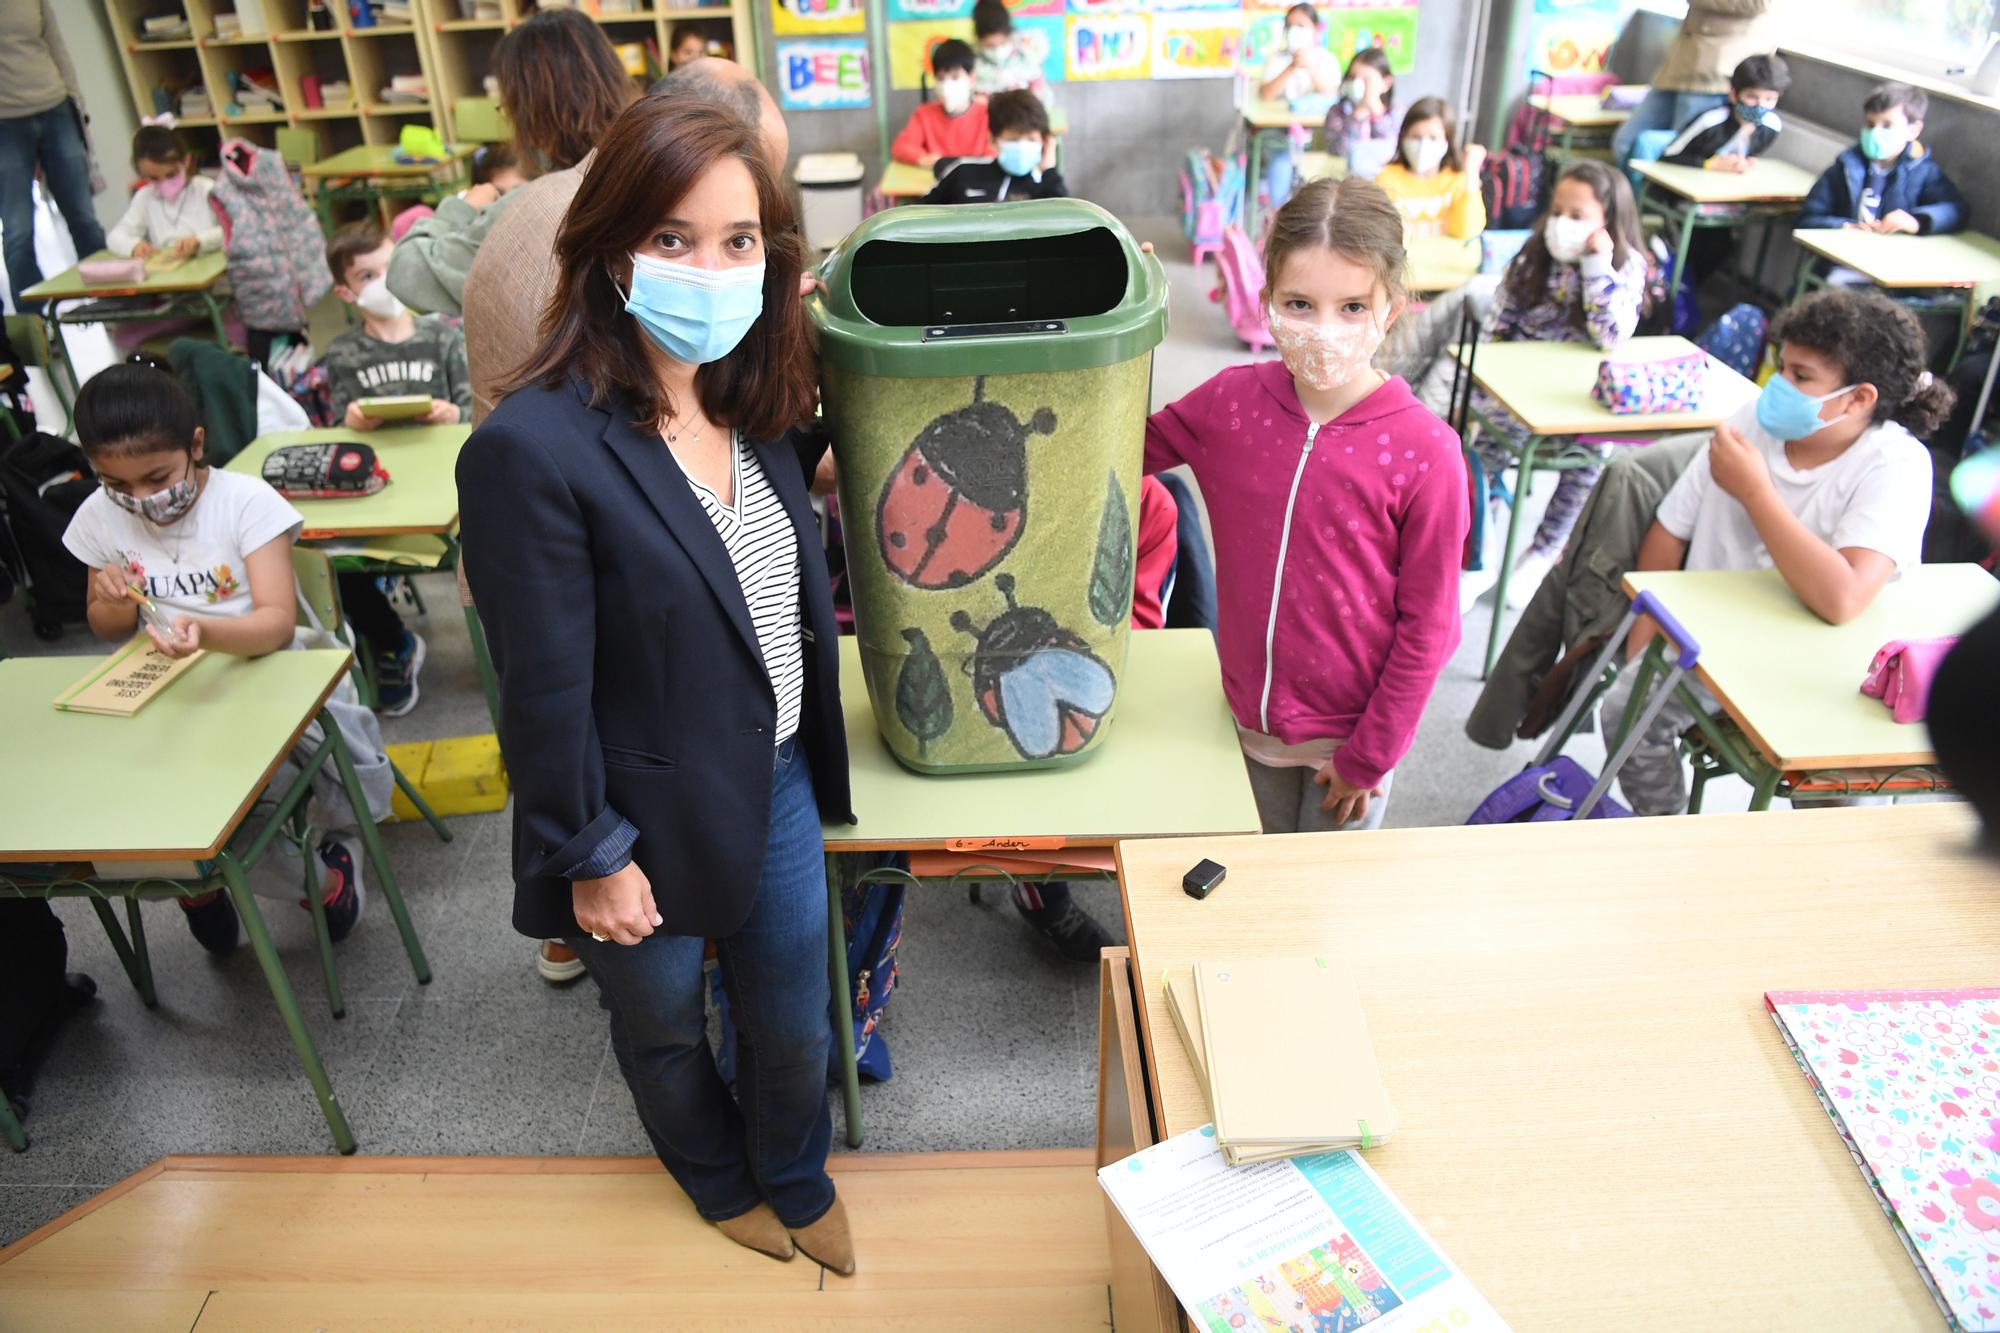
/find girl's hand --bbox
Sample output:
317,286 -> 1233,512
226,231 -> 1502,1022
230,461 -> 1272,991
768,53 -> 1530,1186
1708,421 -> 1771,502
173,235 -> 200,259
148,616 -> 201,659
1313,763 -> 1385,827
1586,226 -> 1615,258
92,564 -> 136,606
573,861 -> 662,946
131,240 -> 155,260
462,182 -> 501,210
421,399 -> 461,425
1462,143 -> 1487,176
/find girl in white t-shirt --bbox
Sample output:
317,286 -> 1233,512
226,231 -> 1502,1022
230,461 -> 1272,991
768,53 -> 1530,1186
61,363 -> 389,954
1604,289 -> 1954,815
105,124 -> 222,262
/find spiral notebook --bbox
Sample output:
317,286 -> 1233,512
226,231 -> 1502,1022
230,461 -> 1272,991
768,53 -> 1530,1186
1767,988 -> 2000,1332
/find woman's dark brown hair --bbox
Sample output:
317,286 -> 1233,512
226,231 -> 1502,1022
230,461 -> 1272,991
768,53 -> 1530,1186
495,8 -> 637,175
1395,95 -> 1465,174
505,96 -> 816,442
1501,158 -> 1647,335
1772,289 -> 1956,437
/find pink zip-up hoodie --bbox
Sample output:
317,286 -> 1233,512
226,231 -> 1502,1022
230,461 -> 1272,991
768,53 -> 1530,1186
1145,363 -> 1468,789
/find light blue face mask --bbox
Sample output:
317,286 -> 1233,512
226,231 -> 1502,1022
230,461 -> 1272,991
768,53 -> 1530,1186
619,252 -> 765,366
996,138 -> 1041,178
1754,373 -> 1857,442
1859,125 -> 1908,162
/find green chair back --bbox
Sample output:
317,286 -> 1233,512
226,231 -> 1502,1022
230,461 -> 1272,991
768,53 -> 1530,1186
291,545 -> 345,637
454,97 -> 511,145
276,127 -> 321,169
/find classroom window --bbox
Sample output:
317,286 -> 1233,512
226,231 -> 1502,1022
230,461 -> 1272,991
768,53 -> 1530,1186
1797,0 -> 1999,83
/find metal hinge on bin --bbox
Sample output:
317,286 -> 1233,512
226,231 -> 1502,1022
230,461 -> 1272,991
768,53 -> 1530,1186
923,320 -> 1067,341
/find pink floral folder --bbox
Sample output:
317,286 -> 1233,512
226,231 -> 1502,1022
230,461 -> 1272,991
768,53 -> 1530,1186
1767,989 -> 2000,1332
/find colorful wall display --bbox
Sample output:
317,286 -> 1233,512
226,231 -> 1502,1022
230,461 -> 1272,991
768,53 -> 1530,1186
1065,12 -> 1151,79
1066,0 -> 1145,13
777,38 -> 872,109
1241,3 -> 1416,78
1527,0 -> 1619,74
1014,14 -> 1068,86
1001,0 -> 1065,16
771,0 -> 865,36
889,17 -> 976,88
1151,12 -> 1242,79
886,0 -> 976,21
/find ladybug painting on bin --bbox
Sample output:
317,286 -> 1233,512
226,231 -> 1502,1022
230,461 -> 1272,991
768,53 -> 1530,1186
876,376 -> 1056,590
950,574 -> 1116,761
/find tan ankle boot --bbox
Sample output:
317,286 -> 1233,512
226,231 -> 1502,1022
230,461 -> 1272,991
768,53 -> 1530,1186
713,1202 -> 795,1262
789,1194 -> 855,1276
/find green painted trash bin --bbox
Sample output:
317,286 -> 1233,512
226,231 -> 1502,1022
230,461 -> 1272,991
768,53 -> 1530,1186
810,199 -> 1169,774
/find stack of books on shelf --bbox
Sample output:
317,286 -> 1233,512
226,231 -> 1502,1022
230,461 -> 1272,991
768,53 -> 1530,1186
1165,953 -> 1398,1165
377,73 -> 429,106
139,12 -> 193,41
179,85 -> 213,118
379,0 -> 413,21
228,69 -> 285,114
212,2 -> 268,38
320,80 -> 353,108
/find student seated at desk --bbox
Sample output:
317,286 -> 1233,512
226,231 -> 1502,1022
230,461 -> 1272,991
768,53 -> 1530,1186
60,364 -> 393,953
1659,53 -> 1788,292
319,222 -> 470,716
1604,289 -> 1949,816
922,92 -> 1066,205
1457,159 -> 1650,612
971,0 -> 1051,106
1796,83 -> 1966,236
1258,3 -> 1341,103
1374,96 -> 1487,240
105,122 -> 221,264
1321,48 -> 1395,160
891,40 -> 991,172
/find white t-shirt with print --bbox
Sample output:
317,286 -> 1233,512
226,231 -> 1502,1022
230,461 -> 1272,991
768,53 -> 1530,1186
62,468 -> 304,621
1654,403 -> 1931,574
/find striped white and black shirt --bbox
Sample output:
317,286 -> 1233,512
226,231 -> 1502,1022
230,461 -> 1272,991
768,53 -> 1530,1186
676,433 -> 804,745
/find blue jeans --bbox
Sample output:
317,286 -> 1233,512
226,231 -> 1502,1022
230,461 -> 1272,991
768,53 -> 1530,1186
1610,89 -> 1727,168
0,100 -> 106,309
569,738 -> 835,1228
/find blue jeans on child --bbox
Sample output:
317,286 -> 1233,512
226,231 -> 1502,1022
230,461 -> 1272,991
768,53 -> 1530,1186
1610,89 -> 1727,168
568,737 -> 835,1229
0,101 -> 106,308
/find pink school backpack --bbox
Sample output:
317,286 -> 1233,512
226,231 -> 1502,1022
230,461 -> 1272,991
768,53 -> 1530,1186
1179,149 -> 1243,268
1214,224 -> 1272,355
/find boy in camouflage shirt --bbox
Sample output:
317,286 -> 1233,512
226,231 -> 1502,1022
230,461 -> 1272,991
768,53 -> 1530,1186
319,222 -> 471,430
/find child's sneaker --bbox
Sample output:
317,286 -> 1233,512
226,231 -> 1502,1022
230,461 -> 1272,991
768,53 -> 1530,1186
1015,895 -> 1115,963
179,890 -> 240,957
1505,548 -> 1558,609
373,630 -> 426,718
309,835 -> 367,943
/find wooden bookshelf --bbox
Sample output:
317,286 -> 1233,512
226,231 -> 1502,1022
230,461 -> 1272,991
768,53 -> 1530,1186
419,0 -> 755,145
101,0 -> 448,166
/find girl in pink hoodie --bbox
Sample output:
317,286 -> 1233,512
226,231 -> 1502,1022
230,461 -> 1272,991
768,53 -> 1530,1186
1146,176 -> 1468,832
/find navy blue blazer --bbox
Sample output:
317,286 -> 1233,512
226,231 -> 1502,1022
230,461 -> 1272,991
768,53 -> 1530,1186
458,378 -> 852,942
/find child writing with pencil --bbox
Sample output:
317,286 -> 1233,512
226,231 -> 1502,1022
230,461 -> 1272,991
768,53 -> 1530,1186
105,121 -> 221,263
1144,176 -> 1467,833
60,362 -> 391,954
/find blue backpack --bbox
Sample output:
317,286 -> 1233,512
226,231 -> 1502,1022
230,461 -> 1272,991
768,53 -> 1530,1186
1697,302 -> 1769,380
708,851 -> 906,1086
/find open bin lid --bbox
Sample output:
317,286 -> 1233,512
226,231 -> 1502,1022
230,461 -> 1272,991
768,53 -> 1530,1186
808,199 -> 1168,378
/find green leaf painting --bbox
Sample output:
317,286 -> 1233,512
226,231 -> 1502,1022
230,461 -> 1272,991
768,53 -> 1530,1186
895,627 -> 953,757
1088,471 -> 1133,628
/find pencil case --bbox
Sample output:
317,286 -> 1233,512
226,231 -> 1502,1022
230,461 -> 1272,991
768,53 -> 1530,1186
80,257 -> 147,285
1859,636 -> 1956,724
1590,349 -> 1706,415
260,442 -> 390,499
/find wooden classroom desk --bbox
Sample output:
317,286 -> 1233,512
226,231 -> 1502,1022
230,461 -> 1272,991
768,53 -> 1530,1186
21,249 -> 231,347
1632,157 -> 1819,300
1113,803 -> 2000,1330
301,143 -> 476,230
1459,337 -> 1758,675
225,424 -> 468,540
824,628 -> 1260,1144
1623,564 -> 2000,773
1529,89 -> 1637,164
1790,228 -> 2000,364
875,159 -> 935,201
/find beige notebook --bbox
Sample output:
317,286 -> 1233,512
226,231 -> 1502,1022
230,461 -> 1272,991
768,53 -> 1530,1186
1195,953 -> 1398,1151
356,394 -> 433,421
1164,967 -> 1209,1089
52,638 -> 207,716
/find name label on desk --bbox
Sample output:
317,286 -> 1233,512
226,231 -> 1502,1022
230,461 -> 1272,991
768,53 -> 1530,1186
946,836 -> 1067,852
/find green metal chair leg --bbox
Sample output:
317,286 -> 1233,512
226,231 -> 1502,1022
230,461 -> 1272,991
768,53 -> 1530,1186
219,850 -> 356,1154
1749,765 -> 1784,811
89,896 -> 155,1007
124,896 -> 155,1006
1482,436 -> 1541,679
826,852 -> 863,1148
323,710 -> 431,985
391,758 -> 453,844
0,1085 -> 25,1151
297,809 -> 345,1020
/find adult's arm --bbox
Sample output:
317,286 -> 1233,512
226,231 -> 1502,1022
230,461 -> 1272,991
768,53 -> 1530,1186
387,191 -> 512,316
40,1 -> 84,109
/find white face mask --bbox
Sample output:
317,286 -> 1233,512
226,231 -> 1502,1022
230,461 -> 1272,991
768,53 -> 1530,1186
1341,76 -> 1368,104
983,40 -> 1013,61
1404,136 -> 1448,175
1285,24 -> 1314,53
1267,305 -> 1385,393
354,275 -> 405,321
1544,215 -> 1597,265
937,76 -> 972,115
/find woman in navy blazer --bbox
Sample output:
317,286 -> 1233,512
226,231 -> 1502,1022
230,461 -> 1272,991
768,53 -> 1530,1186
457,98 -> 857,1272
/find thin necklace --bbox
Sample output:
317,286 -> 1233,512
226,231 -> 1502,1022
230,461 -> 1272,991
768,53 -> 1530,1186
662,408 -> 706,449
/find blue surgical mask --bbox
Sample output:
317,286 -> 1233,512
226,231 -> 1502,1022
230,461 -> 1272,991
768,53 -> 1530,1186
1754,374 -> 1857,442
104,460 -> 199,525
1860,124 -> 1908,162
619,252 -> 765,366
996,139 -> 1040,178
1735,101 -> 1771,126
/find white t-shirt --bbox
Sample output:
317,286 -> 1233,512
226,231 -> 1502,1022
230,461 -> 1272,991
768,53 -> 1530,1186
1654,403 -> 1932,574
62,468 -> 303,621
1261,50 -> 1334,104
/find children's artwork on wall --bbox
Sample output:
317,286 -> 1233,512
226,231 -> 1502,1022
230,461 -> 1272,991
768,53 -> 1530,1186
771,0 -> 866,36
1528,0 -> 1618,73
1238,10 -> 1285,72
1154,0 -> 1238,11
778,38 -> 872,109
1067,0 -> 1143,12
1002,0 -> 1065,16
1324,6 -> 1417,74
1066,12 -> 1151,80
886,0 -> 975,21
888,18 -> 976,88
1015,14 -> 1067,85
1152,12 -> 1243,78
